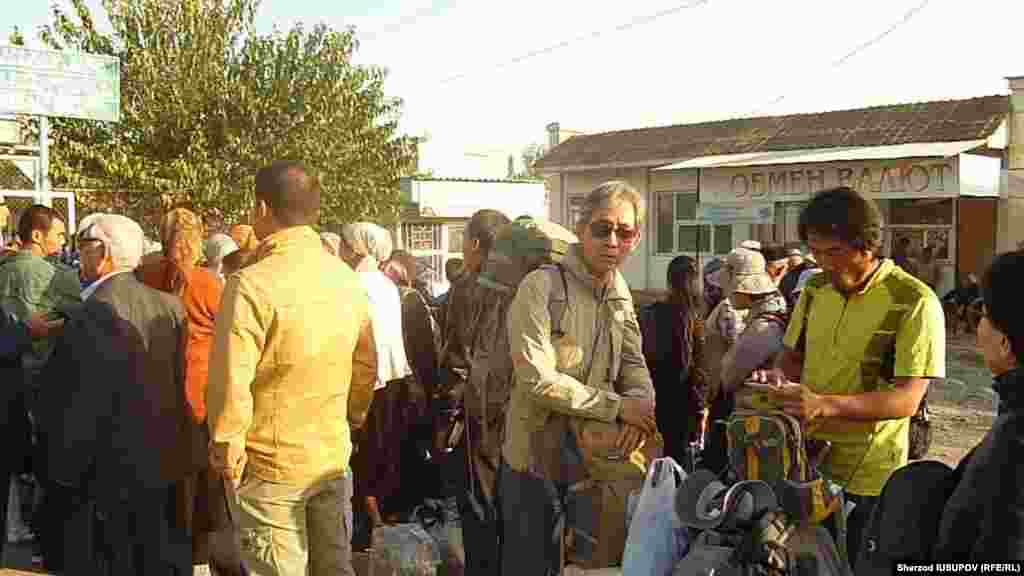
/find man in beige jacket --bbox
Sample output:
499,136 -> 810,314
500,181 -> 656,575
207,161 -> 377,576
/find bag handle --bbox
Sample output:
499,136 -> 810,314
649,457 -> 685,488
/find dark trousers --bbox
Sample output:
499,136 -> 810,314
93,486 -> 191,576
498,464 -> 566,576
457,445 -> 500,576
0,472 -> 9,567
38,481 -> 98,574
826,493 -> 877,570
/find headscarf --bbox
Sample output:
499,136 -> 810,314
160,208 -> 205,268
205,233 -> 239,278
320,232 -> 342,257
340,222 -> 393,271
381,249 -> 419,288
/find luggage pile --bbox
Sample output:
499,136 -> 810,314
614,403 -> 853,576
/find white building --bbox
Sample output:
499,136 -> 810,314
396,176 -> 547,294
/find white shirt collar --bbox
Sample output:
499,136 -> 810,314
81,270 -> 132,301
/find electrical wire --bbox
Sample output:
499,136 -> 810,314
745,0 -> 935,117
438,0 -> 712,85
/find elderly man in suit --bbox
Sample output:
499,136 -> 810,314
38,213 -> 195,575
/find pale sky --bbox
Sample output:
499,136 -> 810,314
8,0 -> 1024,177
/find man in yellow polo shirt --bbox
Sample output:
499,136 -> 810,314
767,186 -> 945,566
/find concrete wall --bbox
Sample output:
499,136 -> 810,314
546,174 -> 564,224
997,170 -> 1024,253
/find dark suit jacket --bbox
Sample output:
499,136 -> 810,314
39,272 -> 196,506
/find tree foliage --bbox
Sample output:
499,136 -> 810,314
511,142 -> 545,180
23,0 -> 416,233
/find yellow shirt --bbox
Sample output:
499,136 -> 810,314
206,226 -> 377,486
782,259 -> 945,496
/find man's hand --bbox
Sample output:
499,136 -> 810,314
619,397 -> 656,435
749,367 -> 787,386
770,383 -> 833,425
615,423 -> 647,456
209,442 -> 247,489
26,314 -> 64,339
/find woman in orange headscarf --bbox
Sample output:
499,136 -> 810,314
135,208 -> 232,571
229,224 -> 259,252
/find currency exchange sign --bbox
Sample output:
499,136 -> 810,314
0,45 -> 120,123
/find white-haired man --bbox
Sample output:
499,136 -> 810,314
37,213 -> 195,574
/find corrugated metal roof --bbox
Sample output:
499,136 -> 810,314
654,140 -> 989,170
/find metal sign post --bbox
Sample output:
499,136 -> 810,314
37,116 -> 49,206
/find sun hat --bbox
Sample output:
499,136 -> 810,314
710,247 -> 776,296
740,240 -> 762,251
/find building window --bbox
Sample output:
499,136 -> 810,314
880,199 -> 954,260
403,223 -> 440,251
447,222 -> 466,254
774,201 -> 808,246
567,195 -> 585,227
656,191 -> 731,256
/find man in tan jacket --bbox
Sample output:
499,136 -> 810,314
500,181 -> 656,575
207,161 -> 377,576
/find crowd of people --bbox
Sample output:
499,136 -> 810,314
0,163 -> 1020,576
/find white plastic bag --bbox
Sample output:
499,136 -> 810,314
622,458 -> 689,576
371,524 -> 441,576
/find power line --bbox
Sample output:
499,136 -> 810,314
438,0 -> 711,85
746,0 -> 935,117
361,2 -> 447,43
739,0 -> 936,157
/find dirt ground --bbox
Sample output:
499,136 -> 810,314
921,334 -> 997,467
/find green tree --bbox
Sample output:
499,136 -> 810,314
513,142 -> 544,180
27,0 -> 415,233
8,26 -> 25,46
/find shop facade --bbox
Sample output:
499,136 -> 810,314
538,93 -> 1015,296
655,146 -> 1003,296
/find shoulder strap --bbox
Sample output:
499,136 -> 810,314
795,286 -> 815,356
547,263 -> 570,338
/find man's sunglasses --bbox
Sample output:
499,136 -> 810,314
590,221 -> 638,241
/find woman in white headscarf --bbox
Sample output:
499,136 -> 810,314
340,222 -> 417,539
339,222 -> 409,384
204,233 -> 239,281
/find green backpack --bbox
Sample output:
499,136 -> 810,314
477,215 -> 576,293
463,217 -> 579,509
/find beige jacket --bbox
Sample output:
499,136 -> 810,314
502,245 -> 654,476
207,226 -> 377,486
